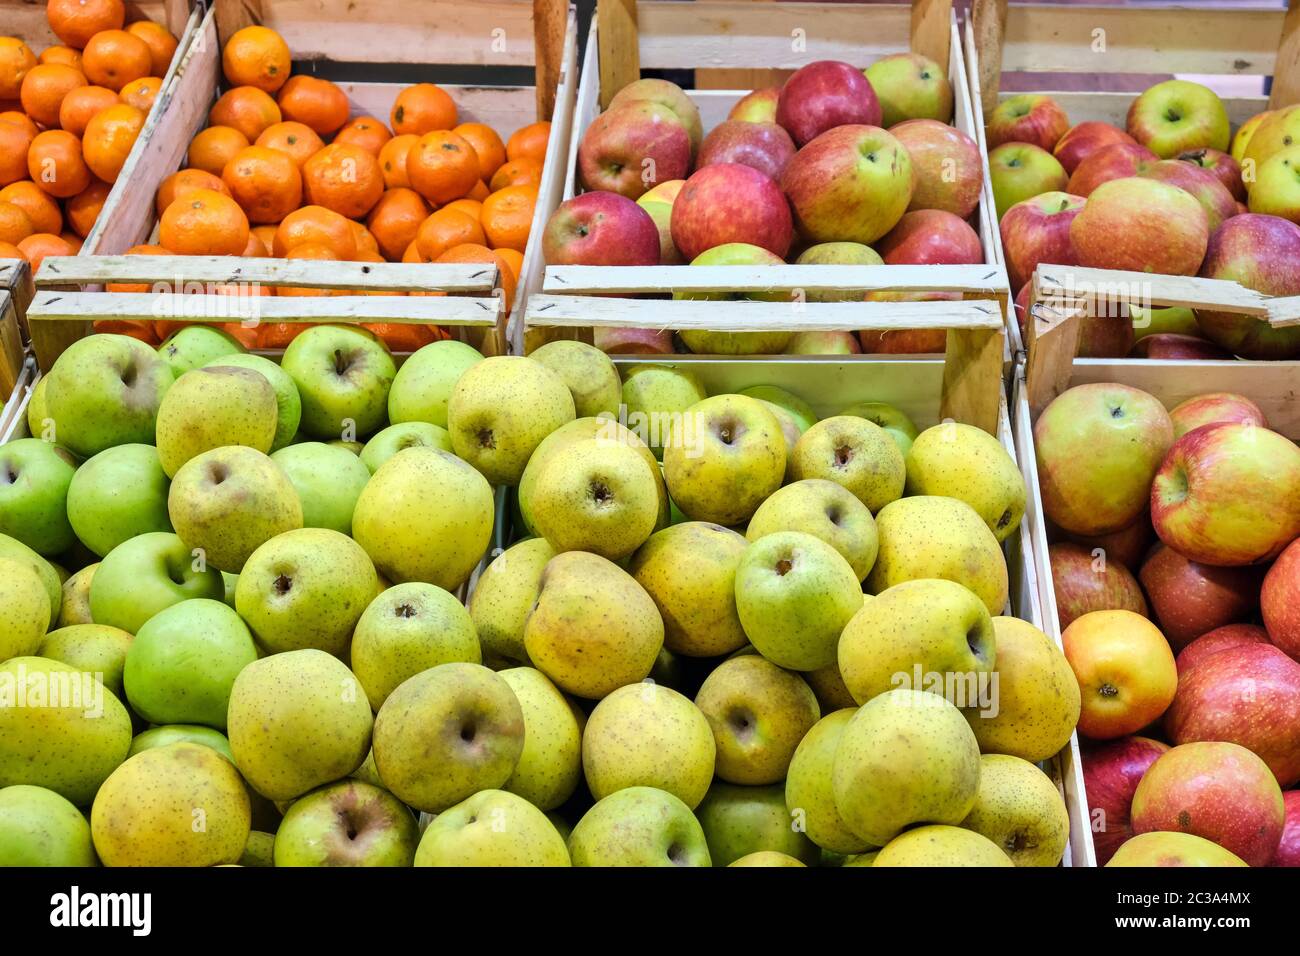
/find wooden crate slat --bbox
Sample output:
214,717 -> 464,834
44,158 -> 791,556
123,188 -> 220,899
542,263 -> 1008,296
1034,266 -> 1271,317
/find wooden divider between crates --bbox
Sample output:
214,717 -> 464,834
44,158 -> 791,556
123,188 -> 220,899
0,259 -> 34,397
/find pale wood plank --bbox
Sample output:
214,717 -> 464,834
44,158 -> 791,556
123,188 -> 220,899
941,325 -> 1003,434
598,0 -> 640,107
542,263 -> 1010,295
1272,0 -> 1300,108
910,0 -> 952,68
534,0 -> 570,119
0,293 -> 20,398
1023,274 -> 1085,417
1034,266 -> 1270,316
971,0 -> 1007,113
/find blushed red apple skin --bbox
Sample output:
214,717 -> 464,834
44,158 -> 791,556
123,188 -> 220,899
669,163 -> 793,261
999,190 -> 1084,295
577,102 -> 693,199
775,61 -> 881,146
1166,643 -> 1300,787
1262,538 -> 1300,661
1175,623 -> 1272,675
593,328 -> 675,354
696,120 -> 796,181
542,192 -> 662,266
890,119 -> 982,218
1065,512 -> 1154,573
987,94 -> 1070,151
1131,741 -> 1286,867
1138,159 -> 1238,231
1070,177 -> 1209,276
1169,391 -> 1269,439
1055,121 -> 1137,175
1129,333 -> 1232,360
1196,214 -> 1300,359
1066,141 -> 1157,197
1178,147 -> 1246,201
876,210 -> 982,265
1272,791 -> 1300,867
1049,541 -> 1148,632
1138,542 -> 1263,650
1082,735 -> 1170,865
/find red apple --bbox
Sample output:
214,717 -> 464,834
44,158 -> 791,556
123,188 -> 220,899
1071,177 -> 1209,275
1049,541 -> 1148,631
728,87 -> 781,124
1138,542 -> 1263,649
1262,537 -> 1300,660
577,101 -> 693,199
1196,214 -> 1300,360
1151,421 -> 1300,566
889,118 -> 982,218
1082,735 -> 1170,865
987,93 -> 1070,151
1062,609 -> 1178,740
1013,283 -> 1029,337
1066,141 -> 1158,197
1131,740 -> 1285,867
1178,147 -> 1246,201
876,209 -> 982,265
775,60 -> 881,146
608,78 -> 703,151
696,120 -> 796,181
1272,791 -> 1300,866
780,124 -> 912,244
1175,623 -> 1272,675
542,191 -> 661,266
1169,391 -> 1269,439
593,328 -> 675,354
1129,333 -> 1232,360
1166,643 -> 1300,787
1054,121 -> 1137,175
999,190 -> 1084,295
1078,310 -> 1136,358
670,163 -> 792,261
1066,513 -> 1155,572
1137,158 -> 1238,231
858,291 -> 956,353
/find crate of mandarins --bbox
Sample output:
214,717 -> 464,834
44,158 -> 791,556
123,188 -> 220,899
21,0 -> 578,370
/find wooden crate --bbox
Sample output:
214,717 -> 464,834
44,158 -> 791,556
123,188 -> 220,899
514,0 -> 1021,358
22,0 -> 579,369
0,258 -> 33,397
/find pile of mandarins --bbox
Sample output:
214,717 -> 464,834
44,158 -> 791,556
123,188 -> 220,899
0,0 -> 178,269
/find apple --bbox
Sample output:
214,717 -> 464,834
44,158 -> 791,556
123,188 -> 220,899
1065,512 -> 1154,572
670,163 -> 792,261
673,242 -> 793,354
1132,741 -> 1284,866
387,338 -> 483,429
577,101 -> 692,199
1062,609 -> 1178,740
792,241 -> 884,301
1107,831 -> 1248,867
1178,147 -> 1245,201
1053,121 -> 1137,175
1273,791 -> 1300,867
156,325 -> 244,377
1151,422 -> 1300,566
987,94 -> 1069,151
696,120 -> 796,181
1262,538 -> 1300,660
1139,543 -> 1262,651
593,327 -> 675,354
275,780 -> 417,867
1130,304 -> 1200,340
1127,79 -> 1230,158
0,785 -> 97,867
1245,105 -> 1300,168
0,437 -> 77,556
1078,309 -> 1136,358
1082,735 -> 1170,865
542,191 -> 661,266
568,786 -> 711,867
783,331 -> 861,354
876,210 -> 982,265
999,190 -> 1084,294
775,60 -> 881,146
1138,158 -> 1237,231
1170,391 -> 1268,439
780,124 -> 912,243
864,53 -> 952,127
1066,141 -> 1157,197
416,789 -> 569,867
636,177 -> 685,264
1129,333 -> 1232,360
154,365 -> 279,478
1175,623 -> 1272,675
1049,541 -> 1148,631
89,531 -> 225,634
609,77 -> 702,150
1072,177 -> 1209,274
1166,643 -> 1300,787
1233,109 -> 1272,163
728,87 -> 781,124
858,292 -> 956,354
203,352 -> 301,451
889,119 -> 982,218
280,325 -> 396,440
988,142 -> 1067,219
271,441 -> 372,535
1196,213 -> 1300,359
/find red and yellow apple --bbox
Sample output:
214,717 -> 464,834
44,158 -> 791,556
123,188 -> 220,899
1053,121 -> 1137,174
1138,542 -> 1263,649
889,118 -> 982,218
670,163 -> 793,261
987,93 -> 1069,151
1070,177 -> 1209,275
875,209 -> 982,265
1195,213 -> 1300,359
775,60 -> 881,146
1082,734 -> 1170,865
542,191 -> 662,266
999,190 -> 1084,294
1062,609 -> 1178,740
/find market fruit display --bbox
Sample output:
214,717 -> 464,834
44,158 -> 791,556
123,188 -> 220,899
1037,381 -> 1300,865
546,60 -> 985,356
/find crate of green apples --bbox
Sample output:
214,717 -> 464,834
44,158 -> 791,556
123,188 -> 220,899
0,313 -> 1088,866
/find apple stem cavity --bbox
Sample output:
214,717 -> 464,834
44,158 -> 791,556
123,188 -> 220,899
274,573 -> 292,595
394,604 -> 417,618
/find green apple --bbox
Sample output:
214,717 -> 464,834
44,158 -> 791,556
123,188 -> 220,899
523,551 -> 664,699
351,582 -> 480,709
0,438 -> 77,554
738,385 -> 817,431
790,415 -> 905,513
372,662 -> 523,813
568,786 -> 711,867
25,374 -> 49,438
168,446 -> 303,573
792,243 -> 884,300
867,495 -> 1009,614
621,364 -> 708,460
0,532 -> 62,621
838,401 -> 919,457
415,789 -> 570,866
271,441 -> 371,534
351,447 -> 494,591
1127,79 -> 1229,158
733,531 -> 862,671
281,325 -> 397,439
696,780 -> 819,867
58,563 -> 96,626
157,325 -> 244,377
629,521 -> 749,657
959,754 -> 1069,866
90,742 -> 249,867
447,355 -> 576,485
0,558 -> 51,660
865,52 -> 953,127
785,709 -> 871,854
874,824 -> 1012,867
0,785 -> 96,866
1130,304 -> 1199,340
220,570 -> 237,607
37,623 -> 133,697
1106,831 -> 1248,867
155,366 -> 279,477
42,334 -> 174,457
65,443 -> 172,556
694,655 -> 819,785
746,479 -> 878,581
240,831 -> 275,867
675,243 -> 794,354
467,537 -> 555,667
583,682 -> 715,808
235,527 -> 378,656
275,780 -> 417,867
387,338 -> 483,428
123,598 -> 257,728
498,667 -> 584,810
529,340 -> 622,418
832,688 -> 981,846
89,531 -> 224,634
359,421 -> 452,474
988,142 -> 1068,219
0,656 -> 133,805
129,724 -> 233,762
227,649 -> 373,801
330,439 -> 364,455
806,659 -> 858,711
202,352 -> 301,451
664,394 -> 786,526
905,422 -> 1026,542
